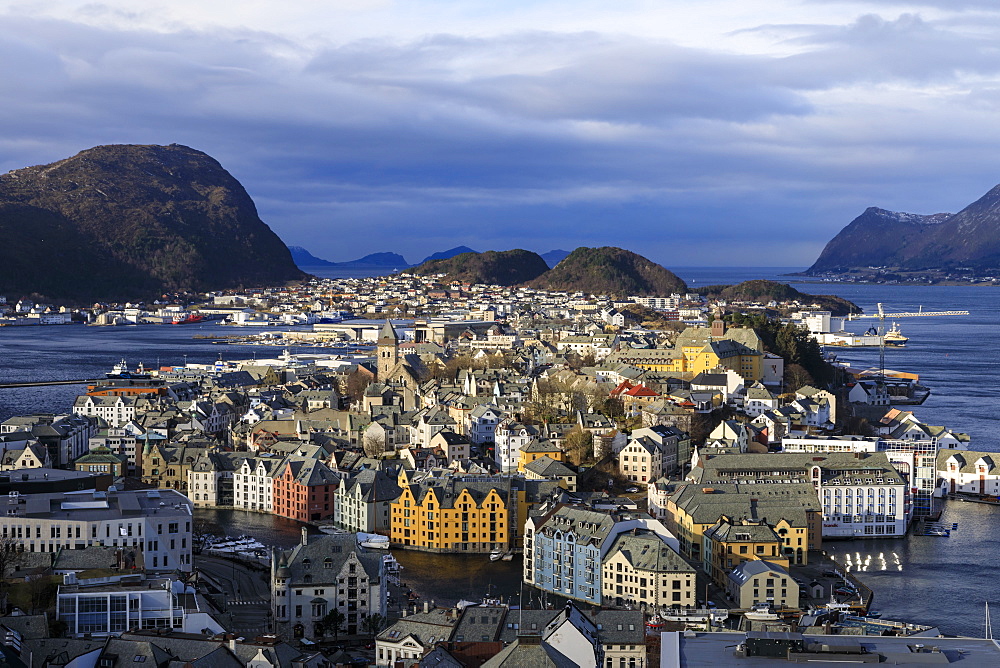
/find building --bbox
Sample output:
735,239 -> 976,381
618,426 -> 688,484
233,455 -> 282,512
938,449 -> 1000,496
272,457 -> 340,522
523,504 -> 680,606
390,472 -> 511,553
272,530 -> 387,638
725,559 -> 800,609
334,468 -> 402,534
702,517 -> 789,589
602,529 -> 696,610
0,488 -> 192,572
57,577 -> 224,637
689,452 -> 908,539
74,446 -> 127,477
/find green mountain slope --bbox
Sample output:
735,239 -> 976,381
528,246 -> 688,296
409,249 -> 549,286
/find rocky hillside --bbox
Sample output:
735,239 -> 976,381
409,249 -> 549,286
808,182 -> 1000,272
0,144 -> 304,302
528,246 -> 688,296
807,208 -> 951,273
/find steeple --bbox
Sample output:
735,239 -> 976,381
377,320 -> 399,381
378,320 -> 398,344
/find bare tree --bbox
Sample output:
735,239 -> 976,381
363,428 -> 387,458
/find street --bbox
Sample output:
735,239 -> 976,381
196,553 -> 272,635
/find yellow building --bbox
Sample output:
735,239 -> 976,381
702,517 -> 790,589
517,438 -> 565,472
391,474 -> 511,553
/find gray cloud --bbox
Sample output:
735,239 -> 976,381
1,9 -> 1000,266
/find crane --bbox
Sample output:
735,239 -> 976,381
848,303 -> 969,378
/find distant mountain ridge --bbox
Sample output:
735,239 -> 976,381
289,246 -> 409,269
0,143 -> 303,302
809,182 -> 1000,272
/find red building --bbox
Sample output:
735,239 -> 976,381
272,458 -> 340,522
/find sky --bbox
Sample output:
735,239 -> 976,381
3,1 -> 1000,267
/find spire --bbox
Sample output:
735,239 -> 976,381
378,320 -> 398,344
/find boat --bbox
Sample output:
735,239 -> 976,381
883,322 -> 908,346
358,533 -> 390,549
500,552 -> 513,561
172,313 -> 206,325
106,359 -> 152,379
645,614 -> 666,630
744,603 -> 781,621
319,525 -> 351,535
489,548 -> 503,561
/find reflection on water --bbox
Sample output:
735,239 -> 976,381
193,508 -> 526,607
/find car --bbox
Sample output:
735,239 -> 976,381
822,570 -> 840,578
625,486 -> 640,493
834,587 -> 856,596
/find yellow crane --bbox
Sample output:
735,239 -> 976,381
849,303 -> 969,377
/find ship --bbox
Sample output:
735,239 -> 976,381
172,313 -> 206,325
106,359 -> 152,380
883,322 -> 908,347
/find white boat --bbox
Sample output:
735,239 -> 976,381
744,603 -> 780,621
489,548 -> 503,561
358,533 -> 390,549
500,552 -> 513,561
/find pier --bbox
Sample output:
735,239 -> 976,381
0,379 -> 95,389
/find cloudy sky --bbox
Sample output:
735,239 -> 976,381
3,0 -> 1000,267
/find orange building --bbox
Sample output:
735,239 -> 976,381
272,458 -> 340,522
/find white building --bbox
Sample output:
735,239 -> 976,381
494,419 -> 535,472
232,456 -> 281,512
0,488 -> 193,571
57,577 -> 224,637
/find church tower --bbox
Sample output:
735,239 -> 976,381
377,320 -> 399,381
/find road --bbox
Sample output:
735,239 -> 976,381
196,553 -> 272,635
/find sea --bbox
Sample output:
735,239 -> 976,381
1,267 -> 997,636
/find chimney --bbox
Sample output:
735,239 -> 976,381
423,600 -> 429,613
711,319 -> 725,339
229,637 -> 237,652
300,527 -> 308,546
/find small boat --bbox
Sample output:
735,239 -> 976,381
489,548 -> 503,561
500,552 -> 513,561
645,614 -> 665,630
867,610 -> 883,619
744,603 -> 781,621
358,533 -> 390,549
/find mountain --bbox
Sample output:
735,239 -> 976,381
696,280 -> 857,316
288,246 -> 409,269
807,208 -> 951,273
288,245 -> 336,267
808,182 -> 1000,273
528,246 -> 688,296
409,249 -> 549,286
541,249 -> 571,268
419,246 -> 477,264
0,144 -> 304,302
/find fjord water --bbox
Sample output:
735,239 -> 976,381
1,269 -> 999,634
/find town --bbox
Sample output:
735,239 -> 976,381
0,271 -> 997,667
